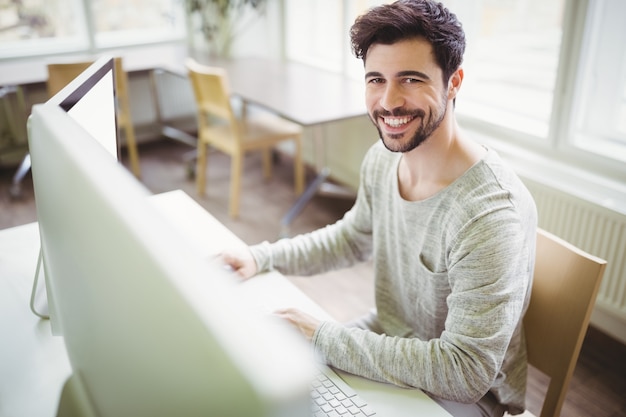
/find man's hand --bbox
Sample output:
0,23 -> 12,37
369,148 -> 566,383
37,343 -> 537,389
217,248 -> 258,279
273,307 -> 322,341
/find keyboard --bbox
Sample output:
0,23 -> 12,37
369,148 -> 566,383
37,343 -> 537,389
311,367 -> 376,417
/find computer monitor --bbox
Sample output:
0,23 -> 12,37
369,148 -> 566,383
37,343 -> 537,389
29,56 -> 119,320
28,57 -> 313,417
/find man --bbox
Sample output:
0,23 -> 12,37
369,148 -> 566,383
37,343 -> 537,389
222,1 -> 537,416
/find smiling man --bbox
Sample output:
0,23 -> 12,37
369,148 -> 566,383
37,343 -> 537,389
366,39 -> 451,153
220,1 -> 538,416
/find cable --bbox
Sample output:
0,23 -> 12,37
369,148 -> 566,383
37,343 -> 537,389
29,247 -> 50,319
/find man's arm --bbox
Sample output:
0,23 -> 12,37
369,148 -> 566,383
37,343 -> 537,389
311,216 -> 534,404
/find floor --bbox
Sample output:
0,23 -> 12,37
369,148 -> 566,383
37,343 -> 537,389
1,139 -> 625,417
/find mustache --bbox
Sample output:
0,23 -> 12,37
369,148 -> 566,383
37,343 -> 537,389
372,108 -> 426,119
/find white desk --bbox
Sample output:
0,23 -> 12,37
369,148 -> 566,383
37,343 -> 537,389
0,222 -> 71,417
0,190 -> 449,417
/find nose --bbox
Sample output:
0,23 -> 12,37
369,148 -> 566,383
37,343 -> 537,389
379,82 -> 405,111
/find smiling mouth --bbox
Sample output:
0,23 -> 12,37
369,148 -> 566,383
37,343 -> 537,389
381,115 -> 415,128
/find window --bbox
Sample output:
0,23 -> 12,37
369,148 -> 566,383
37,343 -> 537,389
283,0 -> 626,185
284,0 -> 386,75
0,0 -> 89,57
284,0 -> 345,72
449,0 -> 565,140
0,0 -> 185,58
91,0 -> 185,48
571,0 -> 626,162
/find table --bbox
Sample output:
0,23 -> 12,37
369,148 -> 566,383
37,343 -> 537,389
0,222 -> 71,417
0,190 -> 450,417
0,44 -> 189,87
189,57 -> 367,127
160,56 -> 368,235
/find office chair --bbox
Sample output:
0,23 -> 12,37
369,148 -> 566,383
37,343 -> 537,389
510,228 -> 606,417
10,57 -> 141,196
186,58 -> 304,218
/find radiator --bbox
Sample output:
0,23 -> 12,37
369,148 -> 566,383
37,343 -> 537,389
149,69 -> 197,123
522,177 -> 626,343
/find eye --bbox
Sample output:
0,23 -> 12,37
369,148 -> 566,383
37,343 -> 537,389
367,77 -> 385,85
403,77 -> 423,84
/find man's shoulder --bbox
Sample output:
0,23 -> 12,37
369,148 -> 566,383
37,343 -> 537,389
469,149 -> 530,195
458,149 -> 537,224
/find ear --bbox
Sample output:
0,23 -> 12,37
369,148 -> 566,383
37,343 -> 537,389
448,67 -> 463,100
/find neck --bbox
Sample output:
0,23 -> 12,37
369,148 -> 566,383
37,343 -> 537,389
397,117 -> 485,201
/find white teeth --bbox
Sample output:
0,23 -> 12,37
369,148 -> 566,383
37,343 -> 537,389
383,116 -> 412,127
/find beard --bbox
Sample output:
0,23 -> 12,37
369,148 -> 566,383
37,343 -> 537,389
371,93 -> 448,153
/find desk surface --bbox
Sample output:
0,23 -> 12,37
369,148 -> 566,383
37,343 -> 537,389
0,190 -> 448,417
0,222 -> 71,417
185,56 -> 367,126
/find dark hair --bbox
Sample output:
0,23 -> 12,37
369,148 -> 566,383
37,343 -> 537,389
350,0 -> 465,83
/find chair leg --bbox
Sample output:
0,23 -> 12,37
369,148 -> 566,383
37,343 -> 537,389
294,137 -> 304,195
114,57 -> 141,179
262,148 -> 272,180
123,123 -> 141,178
196,142 -> 208,196
229,153 -> 243,218
10,153 -> 31,199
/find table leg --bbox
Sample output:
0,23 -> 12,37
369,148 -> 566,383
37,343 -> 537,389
279,124 -> 355,238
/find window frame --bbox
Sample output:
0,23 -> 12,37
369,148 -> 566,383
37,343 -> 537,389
0,0 -> 186,60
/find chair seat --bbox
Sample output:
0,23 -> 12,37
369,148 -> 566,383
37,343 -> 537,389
239,113 -> 303,141
202,113 -> 302,153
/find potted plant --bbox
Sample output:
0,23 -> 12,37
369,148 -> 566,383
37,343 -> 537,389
185,0 -> 268,58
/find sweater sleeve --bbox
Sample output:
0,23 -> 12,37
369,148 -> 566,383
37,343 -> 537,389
248,145 -> 379,276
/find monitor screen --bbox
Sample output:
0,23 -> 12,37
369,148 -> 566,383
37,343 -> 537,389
27,57 -> 313,416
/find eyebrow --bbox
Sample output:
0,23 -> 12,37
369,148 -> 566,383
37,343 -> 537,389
365,70 -> 431,80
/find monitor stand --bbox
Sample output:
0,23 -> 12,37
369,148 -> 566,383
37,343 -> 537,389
29,247 -> 49,319
56,373 -> 98,417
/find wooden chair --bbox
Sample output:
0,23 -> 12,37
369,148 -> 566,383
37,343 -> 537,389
515,228 -> 606,417
46,58 -> 141,178
186,58 -> 304,218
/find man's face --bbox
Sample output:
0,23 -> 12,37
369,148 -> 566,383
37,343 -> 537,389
364,38 -> 451,153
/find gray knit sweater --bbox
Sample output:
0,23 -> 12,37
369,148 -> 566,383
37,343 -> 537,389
250,141 -> 537,415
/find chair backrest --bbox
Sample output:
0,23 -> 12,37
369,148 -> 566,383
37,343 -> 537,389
524,228 -> 606,417
46,61 -> 94,97
185,58 -> 237,127
47,58 -> 129,106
